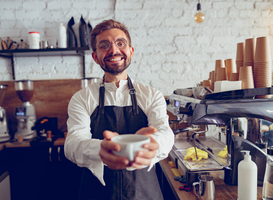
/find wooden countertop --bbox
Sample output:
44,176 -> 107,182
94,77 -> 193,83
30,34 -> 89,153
159,157 -> 263,200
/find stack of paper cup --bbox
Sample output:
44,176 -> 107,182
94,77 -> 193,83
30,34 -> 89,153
244,38 -> 255,74
239,66 -> 254,89
202,79 -> 211,89
211,71 -> 215,91
226,58 -> 237,80
216,67 -> 227,81
254,36 -> 272,98
230,72 -> 239,81
236,42 -> 245,73
215,59 -> 226,81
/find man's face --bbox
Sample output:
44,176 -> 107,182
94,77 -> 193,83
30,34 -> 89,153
92,28 -> 134,75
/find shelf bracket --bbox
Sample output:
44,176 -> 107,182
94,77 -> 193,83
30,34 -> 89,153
11,55 -> 15,80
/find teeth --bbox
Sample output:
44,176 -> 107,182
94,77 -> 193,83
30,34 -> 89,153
109,58 -> 121,61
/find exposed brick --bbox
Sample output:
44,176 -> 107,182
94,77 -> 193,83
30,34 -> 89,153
0,0 -> 273,95
23,2 -> 46,10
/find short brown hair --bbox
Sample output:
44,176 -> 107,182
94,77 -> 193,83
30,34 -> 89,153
90,19 -> 132,52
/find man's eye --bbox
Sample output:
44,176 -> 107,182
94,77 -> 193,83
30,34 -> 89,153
116,41 -> 126,48
99,43 -> 109,49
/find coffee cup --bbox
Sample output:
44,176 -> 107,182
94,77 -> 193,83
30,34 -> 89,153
111,134 -> 150,162
193,175 -> 215,200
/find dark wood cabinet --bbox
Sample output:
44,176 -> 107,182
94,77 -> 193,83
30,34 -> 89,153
6,146 -> 82,200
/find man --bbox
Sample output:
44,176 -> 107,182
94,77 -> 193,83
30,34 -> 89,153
64,19 -> 174,200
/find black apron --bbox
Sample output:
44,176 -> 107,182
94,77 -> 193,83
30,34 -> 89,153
78,77 -> 164,200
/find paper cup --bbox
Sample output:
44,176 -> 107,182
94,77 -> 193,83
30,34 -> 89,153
244,38 -> 255,63
236,42 -> 245,61
239,66 -> 254,89
230,73 -> 239,81
215,59 -> 225,70
255,36 -> 272,62
216,67 -> 227,81
226,58 -> 237,80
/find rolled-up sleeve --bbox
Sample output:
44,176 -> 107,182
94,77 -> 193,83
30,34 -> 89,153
64,91 -> 106,185
146,91 -> 174,169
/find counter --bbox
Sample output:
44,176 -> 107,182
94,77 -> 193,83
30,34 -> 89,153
4,138 -> 65,148
1,137 -> 81,200
159,157 -> 263,200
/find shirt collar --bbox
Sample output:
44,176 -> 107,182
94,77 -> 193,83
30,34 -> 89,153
104,79 -> 129,91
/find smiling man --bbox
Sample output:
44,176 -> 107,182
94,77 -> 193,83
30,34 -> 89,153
64,19 -> 174,200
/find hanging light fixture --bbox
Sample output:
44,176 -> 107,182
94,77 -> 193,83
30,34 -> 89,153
194,0 -> 205,23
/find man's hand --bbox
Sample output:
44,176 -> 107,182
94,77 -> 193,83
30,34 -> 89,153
99,130 -> 130,170
132,126 -> 158,169
99,126 -> 159,170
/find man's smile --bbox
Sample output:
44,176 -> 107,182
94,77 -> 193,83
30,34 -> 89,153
106,57 -> 124,62
105,54 -> 125,64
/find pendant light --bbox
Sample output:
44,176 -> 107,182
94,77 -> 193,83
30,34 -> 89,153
194,0 -> 205,23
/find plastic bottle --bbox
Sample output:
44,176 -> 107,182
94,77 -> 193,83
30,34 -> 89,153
59,23 -> 67,48
237,150 -> 257,200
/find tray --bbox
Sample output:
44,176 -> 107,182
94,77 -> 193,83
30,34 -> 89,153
172,137 -> 224,171
204,87 -> 273,100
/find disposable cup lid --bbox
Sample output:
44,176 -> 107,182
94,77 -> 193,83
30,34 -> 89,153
28,31 -> 40,34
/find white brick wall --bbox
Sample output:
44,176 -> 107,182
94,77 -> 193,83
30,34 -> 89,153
0,0 -> 273,95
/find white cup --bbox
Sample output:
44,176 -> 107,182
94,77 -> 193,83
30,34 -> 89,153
111,134 -> 150,162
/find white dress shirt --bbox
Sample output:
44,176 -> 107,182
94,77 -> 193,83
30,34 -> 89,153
64,78 -> 174,186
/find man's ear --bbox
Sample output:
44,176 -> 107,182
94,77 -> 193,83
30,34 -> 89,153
130,46 -> 134,59
92,51 -> 99,64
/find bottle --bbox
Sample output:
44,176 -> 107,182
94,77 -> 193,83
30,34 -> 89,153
18,39 -> 28,49
238,150 -> 257,200
59,23 -> 67,48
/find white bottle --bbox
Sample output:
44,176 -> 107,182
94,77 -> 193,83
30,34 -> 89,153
238,150 -> 257,200
59,23 -> 67,48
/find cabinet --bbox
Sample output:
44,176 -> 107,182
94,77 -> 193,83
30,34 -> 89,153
0,47 -> 91,80
6,145 -> 83,200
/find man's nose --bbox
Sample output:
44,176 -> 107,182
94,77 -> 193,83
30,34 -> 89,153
108,42 -> 120,53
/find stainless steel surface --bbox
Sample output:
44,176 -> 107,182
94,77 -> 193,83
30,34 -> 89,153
167,90 -> 272,186
193,175 -> 215,200
194,145 -> 199,160
172,136 -> 226,172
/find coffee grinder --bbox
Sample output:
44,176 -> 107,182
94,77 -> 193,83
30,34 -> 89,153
14,80 -> 37,140
0,85 -> 10,142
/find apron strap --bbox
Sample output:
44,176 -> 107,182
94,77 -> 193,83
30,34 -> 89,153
99,82 -> 105,115
99,76 -> 139,115
127,77 -> 139,115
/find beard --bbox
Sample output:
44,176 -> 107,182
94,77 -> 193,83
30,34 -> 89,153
99,53 -> 131,75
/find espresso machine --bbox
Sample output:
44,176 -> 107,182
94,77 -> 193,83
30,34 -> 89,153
14,80 -> 37,140
0,85 -> 10,142
167,86 -> 273,186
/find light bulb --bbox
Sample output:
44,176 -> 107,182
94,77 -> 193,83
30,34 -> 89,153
194,3 -> 205,23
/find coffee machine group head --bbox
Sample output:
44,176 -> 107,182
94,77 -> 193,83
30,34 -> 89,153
0,85 -> 10,142
14,80 -> 37,140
